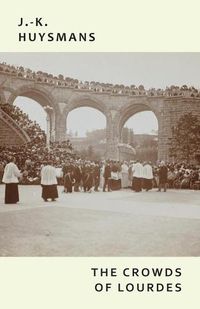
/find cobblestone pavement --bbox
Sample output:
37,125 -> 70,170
0,185 -> 200,256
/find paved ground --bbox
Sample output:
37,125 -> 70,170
0,185 -> 200,256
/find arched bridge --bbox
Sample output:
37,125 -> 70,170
1,67 -> 200,161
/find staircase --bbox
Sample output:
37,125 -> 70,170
0,108 -> 30,145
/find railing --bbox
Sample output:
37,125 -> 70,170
0,108 -> 31,144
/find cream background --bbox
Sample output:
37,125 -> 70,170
0,0 -> 200,51
1,0 -> 200,308
0,258 -> 199,308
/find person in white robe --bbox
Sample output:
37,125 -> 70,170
41,162 -> 58,202
132,160 -> 143,192
143,162 -> 153,191
2,157 -> 21,204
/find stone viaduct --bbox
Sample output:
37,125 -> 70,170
1,70 -> 200,161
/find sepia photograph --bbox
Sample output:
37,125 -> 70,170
0,52 -> 200,256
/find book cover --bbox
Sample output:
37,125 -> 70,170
0,1 -> 200,308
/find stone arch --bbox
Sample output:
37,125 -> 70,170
64,94 -> 110,132
58,94 -> 112,151
7,84 -> 57,111
64,94 -> 110,118
6,84 -> 59,142
115,101 -> 161,141
54,94 -> 108,142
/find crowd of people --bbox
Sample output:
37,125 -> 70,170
0,102 -> 74,186
161,162 -> 200,189
57,160 -> 200,193
1,154 -> 200,190
0,140 -> 74,185
0,103 -> 46,144
1,62 -> 200,97
2,156 -> 200,204
1,101 -> 200,192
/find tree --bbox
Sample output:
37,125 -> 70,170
169,113 -> 200,162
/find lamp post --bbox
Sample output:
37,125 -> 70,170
43,105 -> 53,149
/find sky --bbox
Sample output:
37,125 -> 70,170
1,53 -> 200,136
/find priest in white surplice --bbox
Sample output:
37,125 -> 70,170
41,161 -> 58,202
143,162 -> 153,191
132,160 -> 143,192
2,157 -> 21,204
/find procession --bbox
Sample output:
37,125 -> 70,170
2,151 -> 200,204
1,157 -> 169,204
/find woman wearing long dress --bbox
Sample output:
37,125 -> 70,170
2,157 -> 21,204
